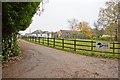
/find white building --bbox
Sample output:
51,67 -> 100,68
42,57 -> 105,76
31,30 -> 52,38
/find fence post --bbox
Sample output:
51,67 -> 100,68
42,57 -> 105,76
34,36 -> 35,42
47,37 -> 49,46
32,36 -> 34,42
30,36 -> 31,41
28,36 -> 30,41
43,37 -> 44,44
53,38 -> 55,47
62,39 -> 64,49
113,42 -> 115,54
39,37 -> 40,44
74,40 -> 76,51
91,41 -> 93,51
35,36 -> 37,42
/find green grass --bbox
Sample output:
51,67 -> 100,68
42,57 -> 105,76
23,38 -> 120,59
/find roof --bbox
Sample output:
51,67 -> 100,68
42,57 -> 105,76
32,30 -> 42,34
60,30 -> 72,34
31,30 -> 50,34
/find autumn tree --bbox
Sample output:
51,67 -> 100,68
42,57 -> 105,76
77,21 -> 92,38
98,0 -> 119,41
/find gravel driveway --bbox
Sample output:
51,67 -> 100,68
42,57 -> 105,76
2,39 -> 118,78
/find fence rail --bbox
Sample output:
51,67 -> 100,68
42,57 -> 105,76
23,36 -> 120,54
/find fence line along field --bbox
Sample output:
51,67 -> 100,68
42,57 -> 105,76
22,36 -> 120,59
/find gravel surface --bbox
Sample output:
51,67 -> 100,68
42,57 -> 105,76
2,39 -> 118,78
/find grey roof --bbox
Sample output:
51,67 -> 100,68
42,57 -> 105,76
42,31 -> 49,34
32,30 -> 42,34
60,30 -> 72,34
31,30 -> 50,34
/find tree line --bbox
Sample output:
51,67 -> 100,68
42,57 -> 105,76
67,0 -> 119,41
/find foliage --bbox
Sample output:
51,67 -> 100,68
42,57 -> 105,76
67,18 -> 92,38
92,22 -> 104,40
77,21 -> 92,37
2,2 -> 42,61
105,23 -> 118,41
98,0 -> 119,41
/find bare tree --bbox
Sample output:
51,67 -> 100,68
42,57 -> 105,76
68,18 -> 78,31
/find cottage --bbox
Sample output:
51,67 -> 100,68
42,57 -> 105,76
31,30 -> 52,38
58,30 -> 71,38
58,30 -> 85,38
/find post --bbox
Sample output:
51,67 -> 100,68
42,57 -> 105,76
34,36 -> 35,42
39,37 -> 40,44
62,39 -> 64,49
91,41 -> 93,51
35,36 -> 37,42
43,37 -> 44,44
29,36 -> 30,41
27,36 -> 29,41
32,36 -> 34,42
28,36 -> 29,41
74,40 -> 76,51
113,42 -> 115,54
47,37 -> 49,46
53,38 -> 55,47
30,36 -> 31,41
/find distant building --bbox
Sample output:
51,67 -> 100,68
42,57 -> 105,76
57,30 -> 85,38
58,30 -> 71,38
31,30 -> 52,38
25,33 -> 33,37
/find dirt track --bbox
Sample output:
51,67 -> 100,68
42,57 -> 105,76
2,39 -> 118,78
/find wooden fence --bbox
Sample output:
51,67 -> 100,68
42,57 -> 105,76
23,36 -> 120,54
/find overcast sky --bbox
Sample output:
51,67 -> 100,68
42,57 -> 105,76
20,0 -> 109,34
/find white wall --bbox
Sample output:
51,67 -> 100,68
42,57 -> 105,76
36,33 -> 52,38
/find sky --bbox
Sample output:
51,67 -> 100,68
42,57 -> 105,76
19,0 -> 110,35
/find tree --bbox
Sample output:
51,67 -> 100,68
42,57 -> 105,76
77,21 -> 92,38
105,23 -> 117,40
98,0 -> 119,41
93,21 -> 104,39
68,18 -> 78,31
2,2 -> 42,61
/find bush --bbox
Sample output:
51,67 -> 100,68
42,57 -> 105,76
100,37 -> 113,41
